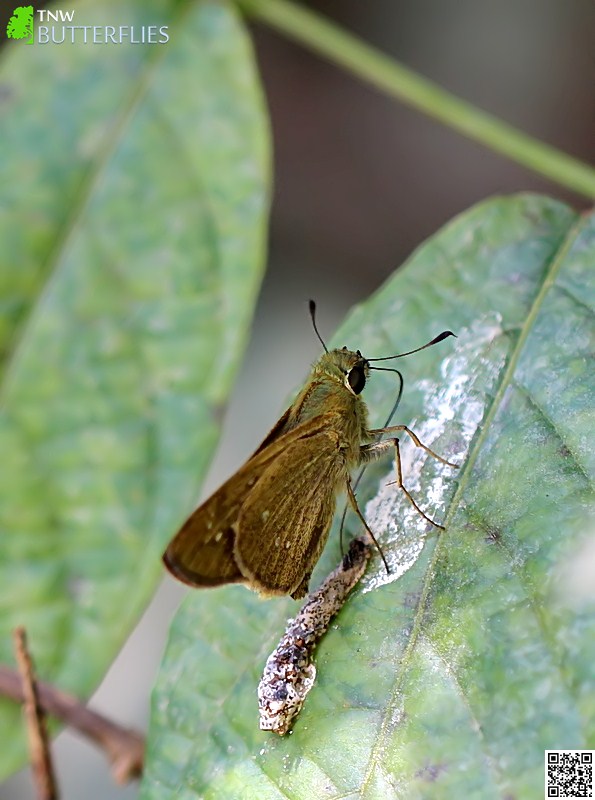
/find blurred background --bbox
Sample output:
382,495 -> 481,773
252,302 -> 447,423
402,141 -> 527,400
1,0 -> 593,796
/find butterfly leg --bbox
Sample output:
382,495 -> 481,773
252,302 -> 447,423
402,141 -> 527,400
360,437 -> 447,530
345,478 -> 390,573
368,425 -> 458,469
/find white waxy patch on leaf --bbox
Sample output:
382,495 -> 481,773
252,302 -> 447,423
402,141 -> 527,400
362,315 -> 506,592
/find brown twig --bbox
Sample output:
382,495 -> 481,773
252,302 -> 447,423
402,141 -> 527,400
13,627 -> 59,800
0,659 -> 145,785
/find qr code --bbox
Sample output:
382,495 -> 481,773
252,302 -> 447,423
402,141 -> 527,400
546,751 -> 593,798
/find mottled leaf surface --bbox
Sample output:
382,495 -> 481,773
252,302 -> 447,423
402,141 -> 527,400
143,195 -> 594,799
0,0 -> 269,778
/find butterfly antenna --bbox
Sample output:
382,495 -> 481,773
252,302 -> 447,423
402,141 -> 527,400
308,299 -> 328,353
368,330 -> 456,362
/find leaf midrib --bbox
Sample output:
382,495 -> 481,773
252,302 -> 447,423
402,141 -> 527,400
359,210 -> 584,795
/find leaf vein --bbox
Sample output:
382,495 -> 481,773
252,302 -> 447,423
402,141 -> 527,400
511,380 -> 593,488
359,211 -> 586,793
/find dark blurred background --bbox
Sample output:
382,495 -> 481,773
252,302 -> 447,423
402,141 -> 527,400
2,0 -> 594,797
229,0 -> 594,467
255,0 -> 593,308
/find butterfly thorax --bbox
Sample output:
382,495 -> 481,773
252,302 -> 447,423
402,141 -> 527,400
286,347 -> 371,466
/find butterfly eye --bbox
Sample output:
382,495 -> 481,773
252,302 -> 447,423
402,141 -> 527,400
347,365 -> 366,394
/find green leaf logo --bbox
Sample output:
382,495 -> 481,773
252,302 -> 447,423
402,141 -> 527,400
6,6 -> 34,44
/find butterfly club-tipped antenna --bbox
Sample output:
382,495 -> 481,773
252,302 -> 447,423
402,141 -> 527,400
368,330 -> 456,364
308,299 -> 328,353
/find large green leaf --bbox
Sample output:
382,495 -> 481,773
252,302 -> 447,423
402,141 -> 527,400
142,194 -> 594,799
0,0 -> 269,778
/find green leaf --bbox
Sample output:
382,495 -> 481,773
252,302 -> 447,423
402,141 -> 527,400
142,194 -> 594,799
0,0 -> 269,779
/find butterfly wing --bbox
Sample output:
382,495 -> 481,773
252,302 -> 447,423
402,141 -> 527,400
162,412 -> 339,588
163,476 -> 250,587
234,429 -> 346,598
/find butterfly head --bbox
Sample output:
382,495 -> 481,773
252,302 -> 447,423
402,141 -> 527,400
318,347 -> 370,396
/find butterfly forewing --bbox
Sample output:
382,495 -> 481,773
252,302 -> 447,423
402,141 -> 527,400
234,429 -> 345,597
163,412 -> 345,589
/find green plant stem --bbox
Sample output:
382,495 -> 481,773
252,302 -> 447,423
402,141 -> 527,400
240,0 -> 595,200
